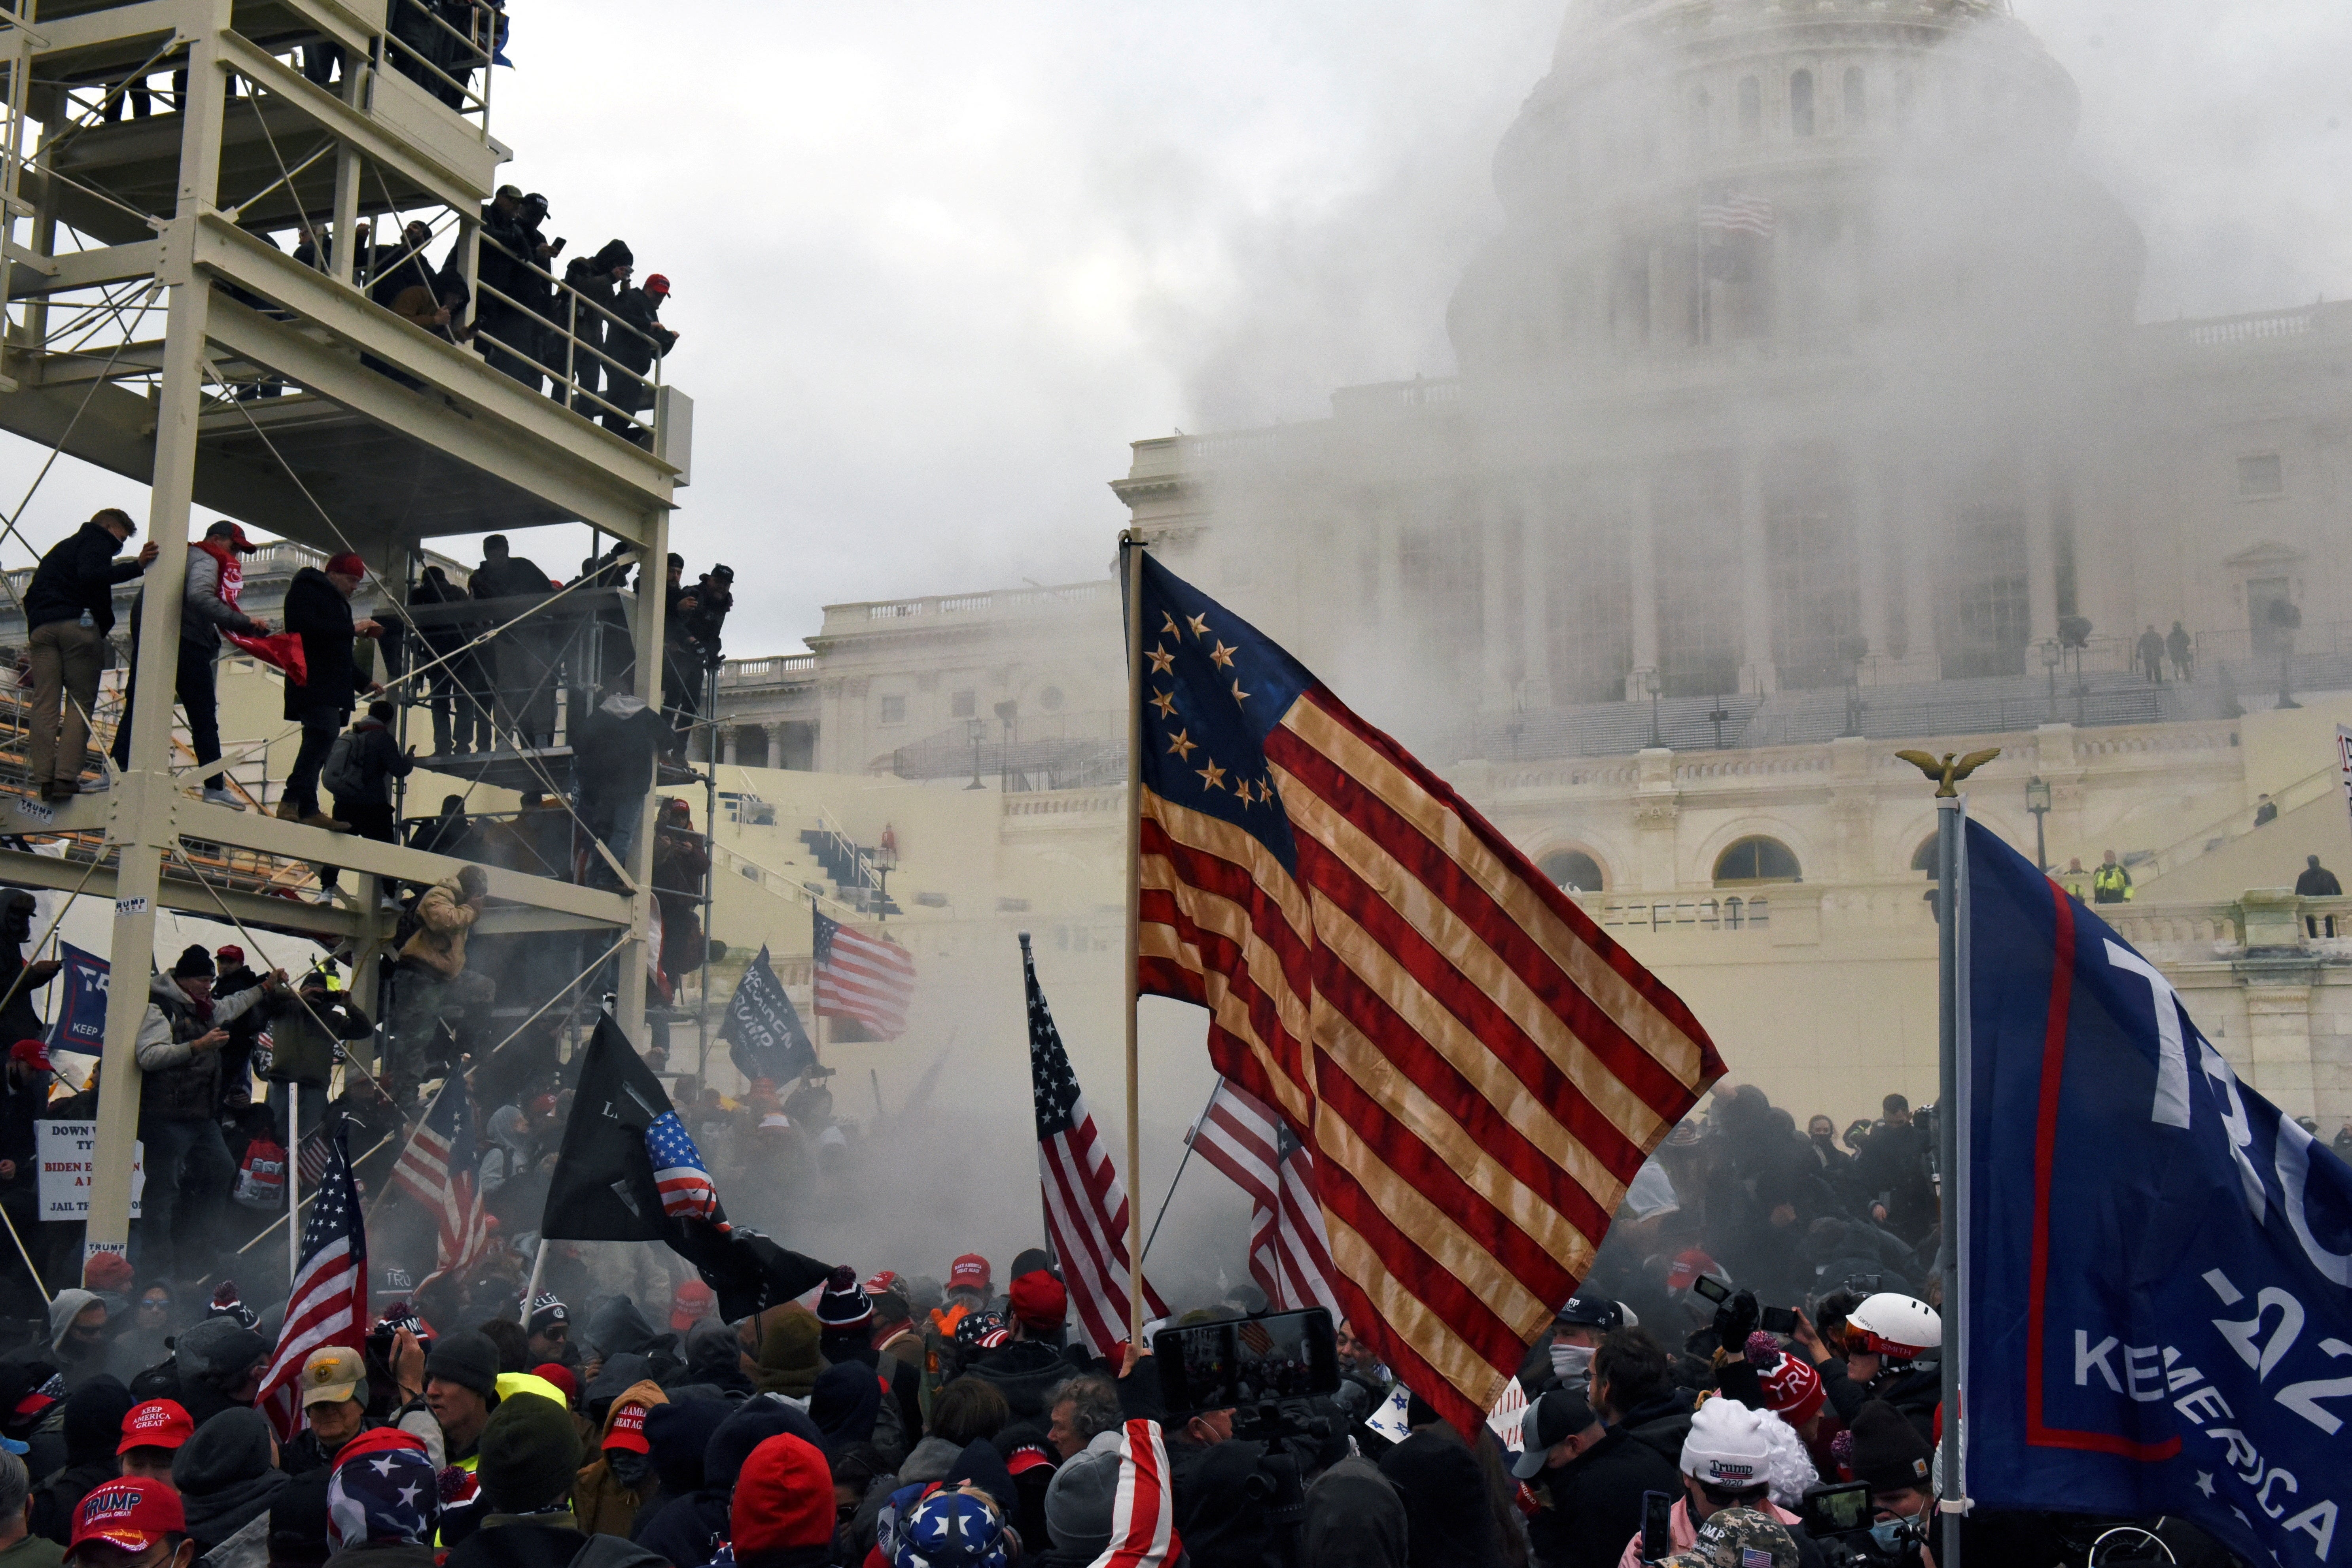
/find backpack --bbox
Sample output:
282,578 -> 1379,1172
320,728 -> 369,802
232,1139 -> 286,1210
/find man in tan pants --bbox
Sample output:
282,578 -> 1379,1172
23,508 -> 157,800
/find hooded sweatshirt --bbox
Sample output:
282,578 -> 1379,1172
573,1379 -> 666,1538
47,1290 -> 99,1362
752,1313 -> 819,1402
174,1407 -> 290,1549
32,1377 -> 133,1544
1304,1455 -> 1408,1568
1378,1430 -> 1504,1568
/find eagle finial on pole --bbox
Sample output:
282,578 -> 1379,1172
1895,747 -> 2003,797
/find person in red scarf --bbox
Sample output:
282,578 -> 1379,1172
112,521 -> 271,805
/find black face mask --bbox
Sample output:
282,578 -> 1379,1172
606,1448 -> 655,1490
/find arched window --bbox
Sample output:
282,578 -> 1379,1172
1790,70 -> 1815,137
1911,836 -> 1938,876
1738,77 -> 1762,142
1540,849 -> 1606,893
1688,87 -> 1712,151
1844,67 -> 1867,130
1714,836 -> 1802,886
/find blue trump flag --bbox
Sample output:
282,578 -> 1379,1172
1967,818 -> 2352,1565
44,943 -> 107,1054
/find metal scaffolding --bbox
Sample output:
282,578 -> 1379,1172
0,0 -> 691,1258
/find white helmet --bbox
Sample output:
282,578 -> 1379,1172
1845,1292 -> 1941,1360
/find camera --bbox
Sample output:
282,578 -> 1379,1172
1802,1481 -> 1922,1566
1154,1307 -> 1341,1417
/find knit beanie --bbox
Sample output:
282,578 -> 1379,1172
731,1433 -> 834,1555
817,1265 -> 873,1332
1847,1400 -> 1934,1494
171,945 -> 213,980
1043,1436 -> 1122,1557
1746,1332 -> 1826,1428
424,1331 -> 500,1400
476,1392 -> 580,1513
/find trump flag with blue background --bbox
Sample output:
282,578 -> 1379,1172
1968,817 -> 2352,1566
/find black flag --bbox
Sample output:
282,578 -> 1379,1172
541,1015 -> 715,1242
719,946 -> 817,1085
667,1218 -> 834,1324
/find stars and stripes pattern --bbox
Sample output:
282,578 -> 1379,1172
255,1131 -> 367,1442
814,908 -> 916,1039
1023,933 -> 1167,1355
1188,1079 -> 1341,1317
389,1081 -> 488,1277
297,1126 -> 333,1186
1699,192 -> 1775,237
1089,1420 -> 1181,1568
1129,550 -> 1725,1434
646,1110 -> 719,1220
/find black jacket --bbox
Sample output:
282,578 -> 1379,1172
570,702 -> 665,798
331,714 -> 414,807
605,289 -> 675,378
1822,1356 -> 1941,1440
965,1340 -> 1075,1423
25,522 -> 141,634
1527,1427 -> 1680,1568
470,557 -> 554,602
282,567 -> 369,721
1615,1386 -> 1697,1470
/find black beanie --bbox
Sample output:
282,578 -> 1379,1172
478,1392 -> 581,1513
424,1330 -> 500,1400
171,944 -> 214,979
1848,1399 -> 1935,1492
61,1375 -> 135,1466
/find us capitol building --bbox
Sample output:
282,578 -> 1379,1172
713,0 -> 2352,1121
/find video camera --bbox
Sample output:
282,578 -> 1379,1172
1154,1309 -> 1344,1568
1801,1481 -> 1928,1567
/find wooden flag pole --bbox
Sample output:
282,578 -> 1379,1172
1121,531 -> 1148,1349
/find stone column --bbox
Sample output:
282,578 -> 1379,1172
2242,969 -> 2320,1121
1902,461 -> 1939,679
1520,482 -> 1553,707
1627,465 -> 1659,700
769,724 -> 791,770
1737,450 -> 1776,693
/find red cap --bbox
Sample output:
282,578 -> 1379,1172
324,552 -> 367,578
532,1363 -> 578,1408
215,945 -> 244,965
604,1400 -> 652,1455
669,1279 -> 715,1333
1004,1441 -> 1054,1479
12,1393 -> 53,1422
1665,1248 -> 1720,1293
1008,1270 -> 1067,1332
730,1434 -> 832,1555
81,1250 -> 131,1292
117,1400 -> 193,1454
863,1269 -> 902,1297
10,1039 -> 49,1073
71,1480 -> 184,1553
644,273 -> 671,297
948,1254 -> 990,1293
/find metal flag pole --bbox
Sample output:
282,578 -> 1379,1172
1140,1080 -> 1221,1267
1120,530 -> 1148,1349
287,1090 -> 301,1290
1936,788 -> 1968,1568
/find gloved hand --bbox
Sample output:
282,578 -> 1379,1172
1713,1288 -> 1760,1350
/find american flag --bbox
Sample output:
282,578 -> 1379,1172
1022,933 -> 1167,1355
645,1110 -> 719,1220
813,909 -> 916,1039
389,1081 -> 488,1277
1093,1419 -> 1181,1568
1699,192 -> 1775,237
1129,551 -> 1724,1433
297,1125 -> 332,1186
255,1130 -> 367,1442
1188,1080 -> 1342,1317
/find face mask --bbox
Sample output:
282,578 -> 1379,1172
1550,1343 -> 1593,1383
1869,1515 -> 1919,1555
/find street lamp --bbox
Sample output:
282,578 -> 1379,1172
872,827 -> 898,921
2025,775 -> 2052,872
2038,638 -> 2061,724
965,718 -> 986,790
994,700 -> 1019,790
1643,666 -> 1663,748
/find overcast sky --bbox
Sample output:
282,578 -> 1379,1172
0,0 -> 2344,657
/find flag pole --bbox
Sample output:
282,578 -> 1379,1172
1120,530 -> 1147,1349
288,1089 -> 301,1291
518,1238 -> 547,1327
1017,931 -> 1059,1269
1936,788 -> 1967,1568
1140,1080 -> 1220,1267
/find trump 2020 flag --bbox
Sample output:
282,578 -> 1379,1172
45,943 -> 108,1053
719,946 -> 817,1086
1967,816 -> 2352,1566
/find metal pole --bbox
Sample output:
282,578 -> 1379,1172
287,1088 -> 301,1289
517,1238 -> 547,1327
1936,792 -> 1966,1568
1140,1082 -> 1220,1266
1120,533 -> 1148,1348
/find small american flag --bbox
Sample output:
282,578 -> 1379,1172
1023,934 -> 1166,1355
297,1126 -> 332,1186
1188,1079 -> 1342,1318
255,1131 -> 367,1441
1699,193 -> 1775,237
390,1081 -> 488,1276
814,909 -> 916,1039
646,1110 -> 719,1220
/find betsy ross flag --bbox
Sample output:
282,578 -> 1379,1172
390,1080 -> 489,1276
814,908 -> 916,1039
1189,1080 -> 1341,1317
648,1110 -> 719,1220
1129,549 -> 1724,1433
255,1130 -> 367,1441
1699,192 -> 1774,236
1022,932 -> 1166,1355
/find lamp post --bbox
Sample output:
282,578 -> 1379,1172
2038,638 -> 2061,724
2026,774 -> 2052,871
965,718 -> 986,790
1644,666 -> 1663,748
872,828 -> 897,921
994,700 -> 1019,791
